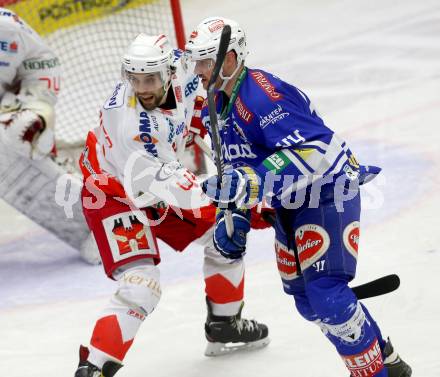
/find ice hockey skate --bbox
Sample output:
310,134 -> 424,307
204,298 -> 270,356
383,338 -> 412,377
74,345 -> 122,377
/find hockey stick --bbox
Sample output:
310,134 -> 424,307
206,24 -> 234,237
351,274 -> 400,300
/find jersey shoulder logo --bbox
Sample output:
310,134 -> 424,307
103,83 -> 126,110
249,70 -> 282,101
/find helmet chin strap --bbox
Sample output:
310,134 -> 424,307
158,77 -> 172,105
218,60 -> 242,91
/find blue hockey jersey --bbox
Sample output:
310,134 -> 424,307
201,68 -> 379,208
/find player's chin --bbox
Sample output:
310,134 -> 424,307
139,96 -> 158,110
199,77 -> 209,89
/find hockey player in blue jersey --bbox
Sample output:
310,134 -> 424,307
185,17 -> 412,377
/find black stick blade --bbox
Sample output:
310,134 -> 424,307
352,274 -> 400,300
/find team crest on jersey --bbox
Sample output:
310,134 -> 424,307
343,221 -> 360,259
103,212 -> 158,262
295,224 -> 330,270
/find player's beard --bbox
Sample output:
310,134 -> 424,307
199,75 -> 223,91
137,88 -> 166,111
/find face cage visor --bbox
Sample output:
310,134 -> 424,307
122,67 -> 171,92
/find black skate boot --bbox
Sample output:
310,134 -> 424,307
204,298 -> 270,356
74,345 -> 122,377
383,338 -> 412,377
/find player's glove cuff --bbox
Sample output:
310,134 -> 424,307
201,166 -> 261,210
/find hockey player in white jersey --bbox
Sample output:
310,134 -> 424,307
0,8 -> 101,264
74,33 -> 270,377
0,7 -> 58,159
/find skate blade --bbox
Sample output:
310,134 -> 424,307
204,337 -> 271,357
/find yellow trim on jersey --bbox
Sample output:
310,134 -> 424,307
348,154 -> 360,168
294,148 -> 316,161
7,0 -> 156,36
128,95 -> 137,109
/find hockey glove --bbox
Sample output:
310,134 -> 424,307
213,208 -> 251,259
0,109 -> 46,158
201,166 -> 260,209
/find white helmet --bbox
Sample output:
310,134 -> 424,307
122,33 -> 174,88
185,17 -> 248,65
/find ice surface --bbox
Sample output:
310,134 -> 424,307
1,0 -> 439,376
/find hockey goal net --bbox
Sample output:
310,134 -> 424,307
2,0 -> 185,148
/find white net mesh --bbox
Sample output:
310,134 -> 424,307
21,0 -> 181,148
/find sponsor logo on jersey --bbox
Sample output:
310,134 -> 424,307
23,57 -> 60,70
104,83 -> 125,109
176,122 -> 185,136
343,221 -> 360,259
259,104 -> 289,129
234,96 -> 253,123
0,61 -> 10,67
151,114 -> 159,131
167,120 -> 175,143
0,10 -> 23,24
275,239 -> 299,280
250,71 -> 282,101
275,129 -> 306,147
139,111 -> 158,157
0,40 -> 18,53
185,76 -> 199,97
262,151 -> 291,174
222,143 -> 257,161
294,224 -> 330,271
342,338 -> 384,377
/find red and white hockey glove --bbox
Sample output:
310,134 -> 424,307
185,95 -> 207,147
0,109 -> 54,159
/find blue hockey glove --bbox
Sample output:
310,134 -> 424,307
202,166 -> 260,209
213,208 -> 251,259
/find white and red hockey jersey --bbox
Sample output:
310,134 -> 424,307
80,52 -> 209,210
0,8 -> 60,129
